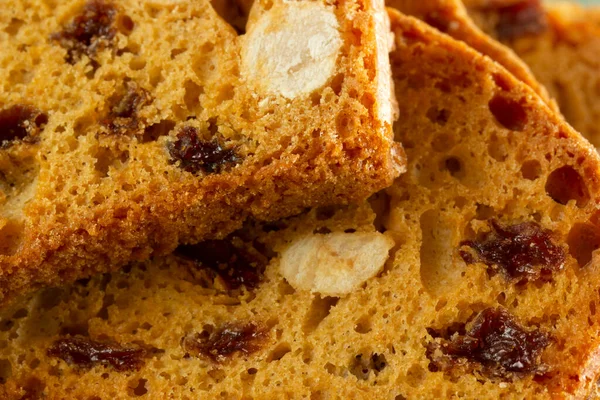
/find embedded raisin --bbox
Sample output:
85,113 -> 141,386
51,0 -> 117,64
0,105 -> 48,147
168,126 -> 239,174
489,94 -> 527,131
176,239 -> 265,290
101,81 -> 150,135
428,308 -> 550,378
460,220 -> 565,283
488,0 -> 547,41
182,322 -> 268,362
47,336 -> 146,371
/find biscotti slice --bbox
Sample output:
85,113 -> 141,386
4,9 -> 600,399
0,0 -> 403,304
385,0 -> 556,110
465,0 -> 600,148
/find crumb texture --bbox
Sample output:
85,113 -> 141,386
0,0 -> 401,304
2,10 -> 600,399
465,0 -> 600,147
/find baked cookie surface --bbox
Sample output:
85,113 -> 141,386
0,0 -> 403,304
465,0 -> 600,147
3,9 -> 600,399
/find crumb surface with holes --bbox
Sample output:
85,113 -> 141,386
2,10 -> 600,399
0,0 -> 403,304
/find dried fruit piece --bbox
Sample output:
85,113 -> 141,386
176,239 -> 265,290
460,220 -> 565,283
47,336 -> 146,371
101,81 -> 150,135
51,0 -> 118,64
182,322 -> 268,362
427,308 -> 550,378
0,105 -> 48,147
168,126 -> 239,174
489,93 -> 527,131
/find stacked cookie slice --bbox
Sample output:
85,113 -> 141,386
0,0 -> 403,304
3,2 -> 600,399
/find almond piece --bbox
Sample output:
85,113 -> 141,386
279,232 -> 395,296
241,1 -> 342,99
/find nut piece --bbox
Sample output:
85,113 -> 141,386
241,1 -> 342,99
279,232 -> 394,296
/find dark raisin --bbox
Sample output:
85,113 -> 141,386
51,0 -> 118,65
545,166 -> 590,207
182,322 -> 268,362
101,81 -> 150,135
168,126 -> 239,174
176,239 -> 265,290
0,105 -> 47,147
488,0 -> 548,41
489,94 -> 527,131
428,308 -> 550,378
47,336 -> 146,371
460,220 -> 565,283
423,8 -> 459,33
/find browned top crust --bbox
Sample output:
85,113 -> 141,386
0,0 -> 403,304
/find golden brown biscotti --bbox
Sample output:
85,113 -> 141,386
385,0 -> 557,110
465,0 -> 600,147
0,0 -> 404,304
3,9 -> 600,399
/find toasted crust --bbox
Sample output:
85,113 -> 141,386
0,0 -> 403,304
3,10 -> 600,399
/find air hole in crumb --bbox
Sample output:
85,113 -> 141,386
302,296 -> 339,335
5,18 -> 24,35
94,147 -> 129,177
209,0 -> 248,34
116,14 -> 135,35
545,166 -> 589,207
488,135 -> 509,162
329,73 -> 345,97
426,106 -> 450,126
489,94 -> 527,131
521,160 -> 542,181
567,223 -> 600,267
267,343 -> 291,362
142,120 -> 175,143
475,204 -> 495,220
12,308 -> 28,319
0,359 -> 12,383
354,315 -> 372,334
349,353 -> 387,380
493,73 -> 512,91
131,378 -> 148,396
443,157 -> 462,178
0,220 -> 25,256
183,80 -> 203,113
